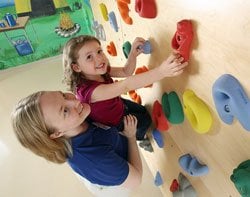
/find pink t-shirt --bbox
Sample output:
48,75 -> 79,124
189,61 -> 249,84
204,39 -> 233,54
76,77 -> 124,126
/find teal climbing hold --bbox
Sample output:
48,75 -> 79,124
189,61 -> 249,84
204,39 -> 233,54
162,91 -> 184,124
230,160 -> 250,197
122,41 -> 131,59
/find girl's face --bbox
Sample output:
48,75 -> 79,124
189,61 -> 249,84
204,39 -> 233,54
39,91 -> 90,137
73,40 -> 109,80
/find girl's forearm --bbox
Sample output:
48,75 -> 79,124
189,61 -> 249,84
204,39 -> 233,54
123,54 -> 137,76
92,66 -> 164,102
121,66 -> 164,93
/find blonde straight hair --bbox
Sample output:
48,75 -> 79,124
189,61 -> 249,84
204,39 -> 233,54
11,91 -> 72,164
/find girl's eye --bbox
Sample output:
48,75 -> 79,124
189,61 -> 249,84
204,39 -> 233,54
97,49 -> 103,54
63,107 -> 69,117
86,55 -> 92,60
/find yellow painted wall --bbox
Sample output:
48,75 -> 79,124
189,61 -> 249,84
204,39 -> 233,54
91,0 -> 250,196
14,0 -> 68,14
53,0 -> 68,9
14,0 -> 31,13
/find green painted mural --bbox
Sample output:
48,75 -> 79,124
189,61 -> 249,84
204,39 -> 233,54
0,0 -> 94,70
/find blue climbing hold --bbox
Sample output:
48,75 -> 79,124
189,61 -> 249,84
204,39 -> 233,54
179,154 -> 193,172
108,11 -> 118,32
152,129 -> 164,148
212,74 -> 250,131
142,40 -> 152,54
179,154 -> 209,176
154,171 -> 163,186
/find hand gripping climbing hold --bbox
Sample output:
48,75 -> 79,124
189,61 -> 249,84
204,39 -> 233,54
171,19 -> 194,62
138,40 -> 152,54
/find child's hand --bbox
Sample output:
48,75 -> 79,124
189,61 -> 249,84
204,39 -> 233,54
159,52 -> 188,77
129,37 -> 145,58
122,115 -> 138,139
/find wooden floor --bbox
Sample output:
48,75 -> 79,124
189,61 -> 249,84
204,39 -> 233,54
91,0 -> 250,196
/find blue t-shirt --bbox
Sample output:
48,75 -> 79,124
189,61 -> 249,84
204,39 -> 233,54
67,124 -> 129,186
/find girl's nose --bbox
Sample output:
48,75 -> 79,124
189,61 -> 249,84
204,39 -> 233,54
95,54 -> 103,61
68,98 -> 80,108
96,52 -> 106,60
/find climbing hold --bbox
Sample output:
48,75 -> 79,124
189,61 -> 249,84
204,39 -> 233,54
179,154 -> 193,172
152,129 -> 164,148
154,171 -> 163,186
173,185 -> 197,197
135,0 -> 157,18
99,3 -> 108,21
117,0 -> 133,25
179,154 -> 209,177
152,100 -> 169,132
183,89 -> 213,133
128,90 -> 141,104
139,137 -> 154,152
106,41 -> 117,56
178,173 -> 192,191
108,11 -> 118,32
173,173 -> 197,197
138,40 -> 152,54
122,41 -> 131,58
230,160 -> 250,197
92,20 -> 106,41
162,91 -> 184,124
212,74 -> 250,131
171,19 -> 194,62
170,179 -> 179,192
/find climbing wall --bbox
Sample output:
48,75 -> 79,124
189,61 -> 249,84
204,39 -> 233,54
90,1 -> 250,196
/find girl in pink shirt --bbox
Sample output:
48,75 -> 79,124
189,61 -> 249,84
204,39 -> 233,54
62,35 -> 188,141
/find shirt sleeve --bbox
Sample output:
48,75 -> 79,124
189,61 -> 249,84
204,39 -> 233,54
68,145 -> 129,186
76,83 -> 99,104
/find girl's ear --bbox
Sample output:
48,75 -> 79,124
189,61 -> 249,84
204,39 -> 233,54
49,131 -> 64,139
71,63 -> 81,72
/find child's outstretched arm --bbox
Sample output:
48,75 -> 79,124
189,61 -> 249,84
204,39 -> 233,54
91,52 -> 188,102
119,115 -> 142,189
109,37 -> 145,77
